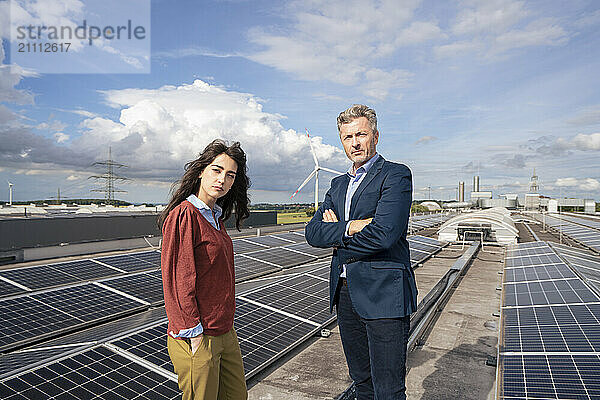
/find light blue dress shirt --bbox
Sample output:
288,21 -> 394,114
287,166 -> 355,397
340,153 -> 380,278
169,194 -> 223,339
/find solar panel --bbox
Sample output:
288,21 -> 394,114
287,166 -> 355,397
235,254 -> 280,282
240,275 -> 332,324
243,235 -> 294,248
28,308 -> 167,351
100,273 -> 164,305
284,242 -> 332,258
130,251 -> 162,267
501,354 -> 600,399
245,247 -> 317,268
0,283 -> 149,351
502,304 -> 600,353
499,241 -> 600,399
270,232 -> 306,243
110,323 -> 173,373
95,253 -> 156,272
408,241 -> 439,255
53,260 -> 122,281
0,346 -> 180,399
235,298 -> 317,378
503,278 -> 598,307
552,243 -> 600,280
0,265 -> 77,290
0,279 -> 26,298
504,264 -> 577,283
0,346 -> 86,379
505,253 -> 563,268
408,235 -> 445,247
305,264 -> 331,280
533,214 -> 600,253
0,296 -> 81,350
232,239 -> 268,254
32,284 -> 147,323
106,285 -> 332,381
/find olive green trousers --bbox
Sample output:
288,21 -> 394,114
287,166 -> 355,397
167,328 -> 247,400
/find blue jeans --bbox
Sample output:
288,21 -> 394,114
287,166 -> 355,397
337,283 -> 410,400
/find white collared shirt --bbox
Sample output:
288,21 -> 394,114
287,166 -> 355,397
186,194 -> 223,230
340,153 -> 380,278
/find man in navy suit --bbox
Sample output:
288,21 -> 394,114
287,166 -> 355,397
305,104 -> 417,400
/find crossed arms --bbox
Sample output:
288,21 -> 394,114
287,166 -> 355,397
305,167 -> 412,264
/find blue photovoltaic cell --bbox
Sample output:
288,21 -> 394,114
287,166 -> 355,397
0,280 -> 25,298
499,241 -> 600,399
503,264 -> 577,283
503,279 -> 598,307
0,346 -> 180,399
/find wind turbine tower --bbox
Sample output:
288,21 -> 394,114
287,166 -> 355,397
7,181 -> 13,206
291,130 -> 343,212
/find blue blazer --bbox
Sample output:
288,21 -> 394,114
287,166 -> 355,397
305,156 -> 418,319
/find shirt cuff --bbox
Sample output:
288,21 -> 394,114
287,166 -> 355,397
345,221 -> 353,238
169,321 -> 204,338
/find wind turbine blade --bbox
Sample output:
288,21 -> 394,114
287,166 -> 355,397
305,128 -> 319,168
290,169 -> 317,199
320,167 -> 344,175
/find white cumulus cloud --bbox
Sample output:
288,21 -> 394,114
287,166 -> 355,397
71,80 -> 348,191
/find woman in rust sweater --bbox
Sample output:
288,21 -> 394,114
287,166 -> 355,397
159,139 -> 250,400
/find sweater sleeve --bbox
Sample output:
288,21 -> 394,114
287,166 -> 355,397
161,206 -> 203,337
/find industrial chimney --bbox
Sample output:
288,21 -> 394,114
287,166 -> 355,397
473,176 -> 480,192
459,182 -> 465,202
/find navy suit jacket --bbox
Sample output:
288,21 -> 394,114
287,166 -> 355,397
305,156 -> 418,319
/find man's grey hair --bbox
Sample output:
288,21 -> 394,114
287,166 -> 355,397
337,104 -> 377,134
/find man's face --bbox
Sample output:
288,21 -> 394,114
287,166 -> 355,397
339,116 -> 379,167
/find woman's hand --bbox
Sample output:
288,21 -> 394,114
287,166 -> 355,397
190,334 -> 203,354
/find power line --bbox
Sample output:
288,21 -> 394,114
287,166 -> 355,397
88,146 -> 130,205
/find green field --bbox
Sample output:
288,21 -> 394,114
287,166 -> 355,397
277,211 -> 312,224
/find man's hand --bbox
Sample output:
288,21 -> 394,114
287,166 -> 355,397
348,218 -> 373,236
322,209 -> 339,223
190,334 -> 203,355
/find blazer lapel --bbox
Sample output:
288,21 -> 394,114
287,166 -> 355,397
334,174 -> 350,219
349,155 -> 385,218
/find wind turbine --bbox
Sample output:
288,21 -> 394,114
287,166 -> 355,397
291,129 -> 343,212
7,181 -> 13,206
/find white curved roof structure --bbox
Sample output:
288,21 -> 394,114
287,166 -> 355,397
437,207 -> 518,244
420,201 -> 442,211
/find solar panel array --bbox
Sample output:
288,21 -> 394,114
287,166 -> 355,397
0,283 -> 148,352
409,213 -> 454,234
0,264 -> 334,398
0,250 -> 161,298
551,242 -> 600,297
106,265 -> 333,380
0,231 -> 323,298
408,235 -> 446,267
0,227 -> 447,399
498,241 -> 600,399
0,346 -> 180,399
533,213 -> 600,253
555,214 -> 600,231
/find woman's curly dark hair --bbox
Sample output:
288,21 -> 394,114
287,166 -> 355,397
158,139 -> 251,230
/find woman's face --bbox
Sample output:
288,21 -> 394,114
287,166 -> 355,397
197,153 -> 238,207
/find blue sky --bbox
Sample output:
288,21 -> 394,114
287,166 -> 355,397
1,0 -> 600,204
